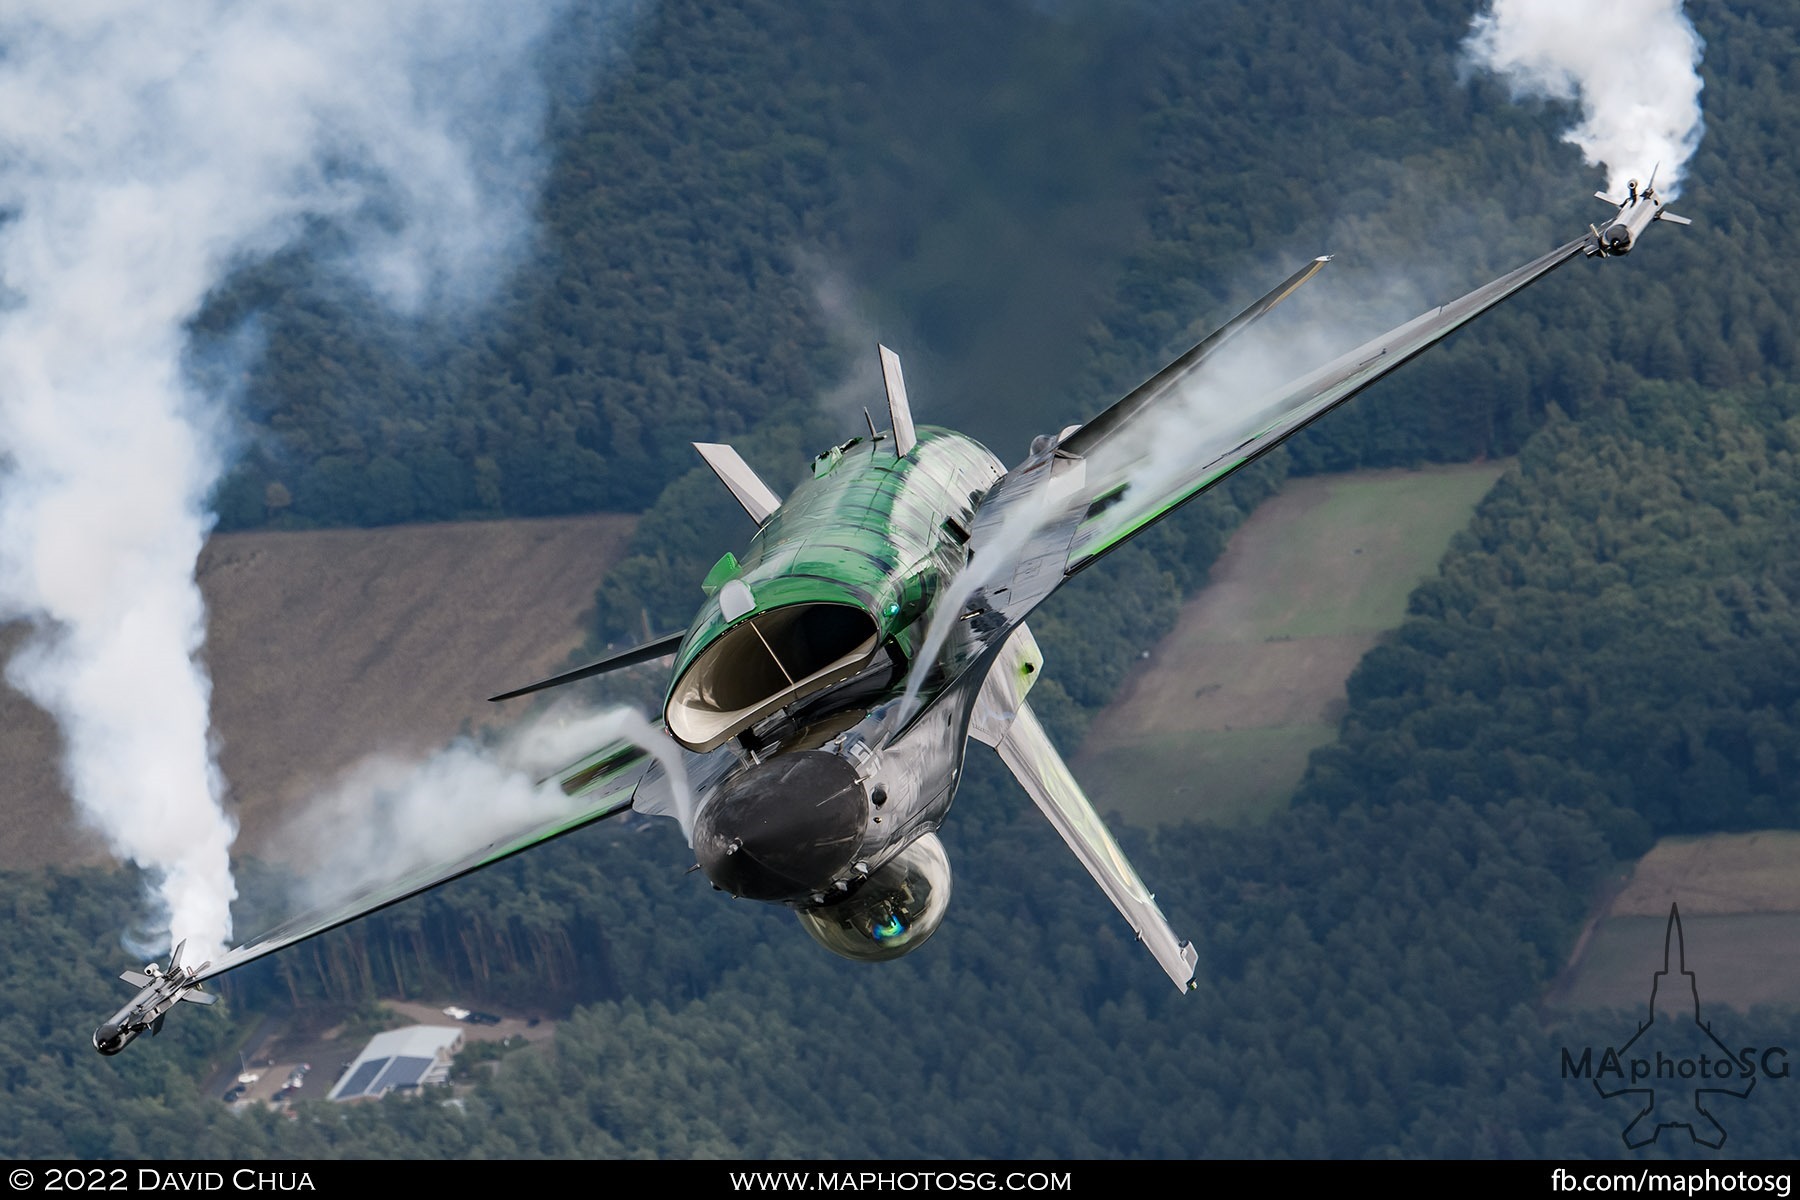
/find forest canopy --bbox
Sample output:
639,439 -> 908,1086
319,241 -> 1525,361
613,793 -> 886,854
6,0 -> 1800,1161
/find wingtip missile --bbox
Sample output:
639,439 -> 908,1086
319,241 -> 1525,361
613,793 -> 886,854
1586,172 -> 1692,257
92,941 -> 217,1056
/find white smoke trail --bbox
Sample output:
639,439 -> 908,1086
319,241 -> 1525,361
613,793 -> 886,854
1464,0 -> 1706,198
0,0 -> 571,964
891,479 -> 1051,732
278,706 -> 689,911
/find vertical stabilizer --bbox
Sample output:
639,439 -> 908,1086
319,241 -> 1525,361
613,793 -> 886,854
694,442 -> 783,524
878,344 -> 917,458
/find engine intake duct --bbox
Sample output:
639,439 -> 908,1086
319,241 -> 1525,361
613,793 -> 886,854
666,602 -> 878,751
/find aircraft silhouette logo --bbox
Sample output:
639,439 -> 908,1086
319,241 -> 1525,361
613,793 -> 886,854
1591,904 -> 1755,1149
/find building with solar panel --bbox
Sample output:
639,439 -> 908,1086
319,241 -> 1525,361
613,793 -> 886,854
327,1025 -> 464,1102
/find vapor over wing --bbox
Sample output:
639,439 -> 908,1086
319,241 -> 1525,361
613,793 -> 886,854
1061,237 -> 1589,574
956,236 -> 1590,646
1060,255 -> 1331,459
195,738 -> 656,983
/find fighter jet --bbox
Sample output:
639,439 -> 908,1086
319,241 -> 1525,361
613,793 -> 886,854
92,939 -> 217,1055
1589,166 -> 1692,257
95,181 -> 1683,1051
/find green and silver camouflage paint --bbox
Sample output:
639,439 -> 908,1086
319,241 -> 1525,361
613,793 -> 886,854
664,427 -> 1003,712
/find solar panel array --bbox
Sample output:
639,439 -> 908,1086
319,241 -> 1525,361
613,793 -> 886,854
325,1025 -> 463,1101
370,1056 -> 433,1093
335,1059 -> 385,1098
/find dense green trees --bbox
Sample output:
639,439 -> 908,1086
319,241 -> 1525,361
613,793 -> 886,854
1301,384 -> 1800,848
8,0 -> 1800,1162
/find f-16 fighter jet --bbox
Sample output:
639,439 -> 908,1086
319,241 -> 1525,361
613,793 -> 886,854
96,179 -> 1685,1051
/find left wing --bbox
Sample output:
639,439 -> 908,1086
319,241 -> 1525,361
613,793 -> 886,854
195,738 -> 656,983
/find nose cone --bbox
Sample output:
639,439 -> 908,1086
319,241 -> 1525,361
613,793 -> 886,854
93,1023 -> 127,1055
694,750 -> 869,901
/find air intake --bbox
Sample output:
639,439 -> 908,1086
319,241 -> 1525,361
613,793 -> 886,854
665,603 -> 878,751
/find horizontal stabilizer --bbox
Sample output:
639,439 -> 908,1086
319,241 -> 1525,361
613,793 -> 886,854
488,630 -> 685,702
695,442 -> 783,524
179,988 -> 217,1005
119,970 -> 152,987
1062,254 -> 1330,458
1659,210 -> 1692,226
994,700 -> 1197,992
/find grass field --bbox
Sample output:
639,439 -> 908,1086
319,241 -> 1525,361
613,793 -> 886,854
1073,461 -> 1507,828
1552,832 -> 1800,1011
0,513 -> 637,870
1552,912 -> 1800,1013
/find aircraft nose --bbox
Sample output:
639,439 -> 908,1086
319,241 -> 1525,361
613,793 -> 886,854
693,750 -> 869,901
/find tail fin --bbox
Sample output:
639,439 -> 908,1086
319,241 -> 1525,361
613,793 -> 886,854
878,345 -> 917,458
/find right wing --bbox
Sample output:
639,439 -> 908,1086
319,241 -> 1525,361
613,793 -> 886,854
196,737 -> 656,983
1059,236 -> 1591,574
957,236 -> 1591,640
1059,254 -> 1332,460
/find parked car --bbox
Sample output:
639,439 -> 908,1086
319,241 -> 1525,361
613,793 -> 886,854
465,1011 -> 502,1026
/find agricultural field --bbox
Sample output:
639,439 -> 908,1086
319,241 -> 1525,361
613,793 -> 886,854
1074,461 -> 1507,827
1551,832 -> 1800,1012
0,514 -> 636,869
